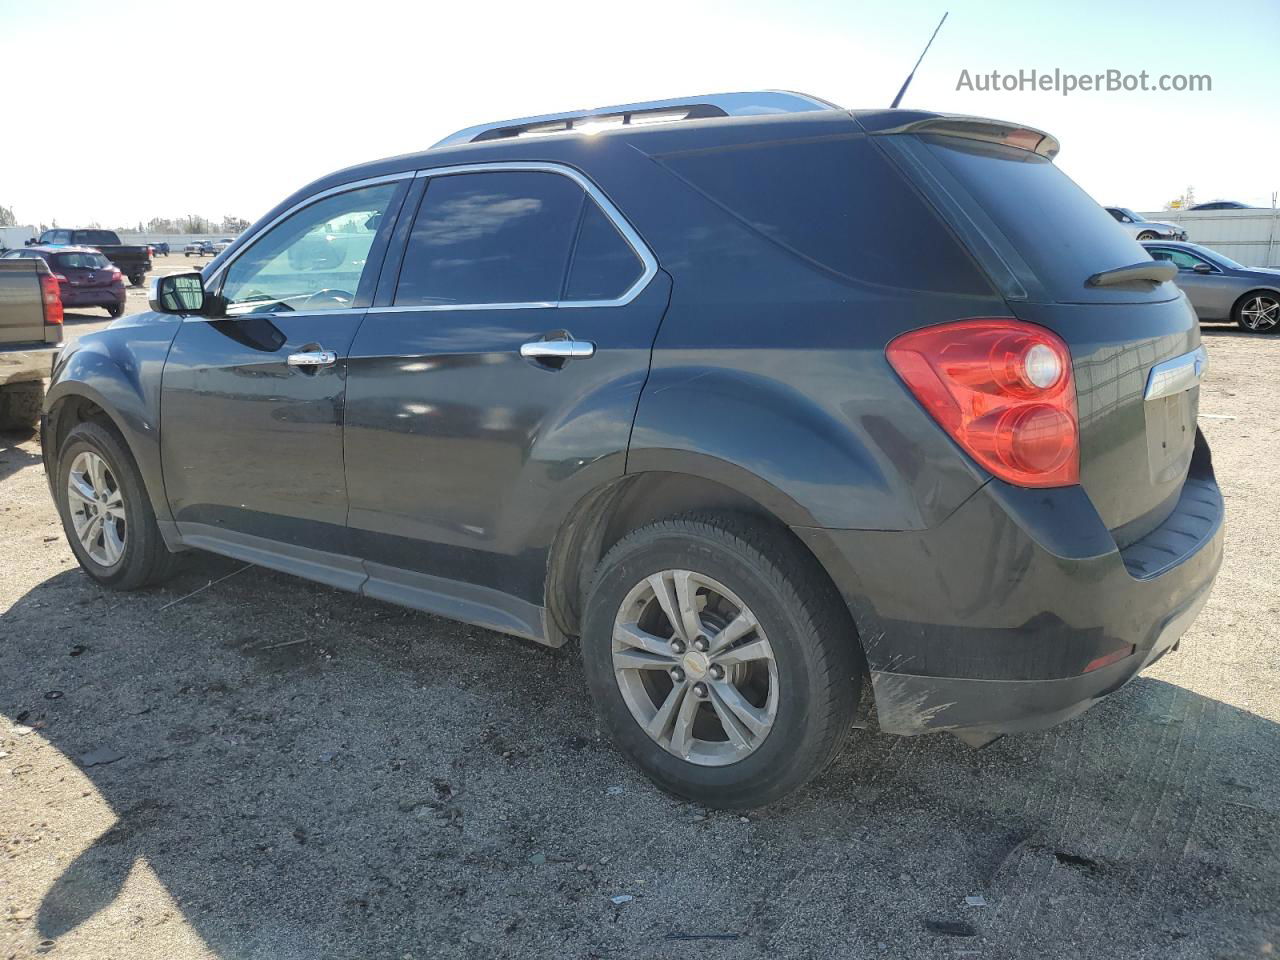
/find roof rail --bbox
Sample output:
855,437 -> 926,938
432,90 -> 841,148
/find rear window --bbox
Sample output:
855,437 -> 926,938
906,135 -> 1161,303
73,230 -> 119,245
52,252 -> 111,270
654,135 -> 991,295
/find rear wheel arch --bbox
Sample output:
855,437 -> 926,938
546,470 -> 865,664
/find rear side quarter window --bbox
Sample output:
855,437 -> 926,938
651,135 -> 992,296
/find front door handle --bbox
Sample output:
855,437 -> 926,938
519,340 -> 595,360
287,350 -> 337,367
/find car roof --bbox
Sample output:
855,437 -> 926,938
19,245 -> 105,254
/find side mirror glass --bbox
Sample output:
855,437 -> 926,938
149,272 -> 207,314
1192,263 -> 1213,274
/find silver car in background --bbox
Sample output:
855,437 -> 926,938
1143,240 -> 1280,333
1106,207 -> 1188,241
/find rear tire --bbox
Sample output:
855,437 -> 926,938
1137,230 -> 1160,240
128,274 -> 144,287
0,382 -> 43,432
581,514 -> 860,809
107,302 -> 124,318
56,421 -> 178,590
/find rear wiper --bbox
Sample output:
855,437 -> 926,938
1086,261 -> 1177,287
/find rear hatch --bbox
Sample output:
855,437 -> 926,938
51,251 -> 118,291
0,260 -> 48,343
872,117 -> 1200,545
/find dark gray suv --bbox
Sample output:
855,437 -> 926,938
41,92 -> 1224,808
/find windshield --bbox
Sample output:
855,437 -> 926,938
1189,243 -> 1245,270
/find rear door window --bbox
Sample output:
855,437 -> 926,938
395,171 -> 585,306
565,200 -> 644,301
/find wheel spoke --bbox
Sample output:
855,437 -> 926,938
80,514 -> 103,552
671,570 -> 705,642
710,680 -> 771,737
668,684 -> 701,759
102,487 -> 124,510
614,621 -> 674,656
713,637 -> 772,667
707,610 -> 757,655
87,455 -> 106,495
646,572 -> 688,642
613,649 -> 675,671
67,473 -> 96,505
101,518 -> 125,565
709,690 -> 754,752
645,681 -> 689,740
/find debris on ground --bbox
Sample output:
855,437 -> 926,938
610,894 -> 634,905
78,746 -> 125,767
965,894 -> 987,907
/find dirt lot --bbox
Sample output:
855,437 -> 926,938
1,307 -> 1277,959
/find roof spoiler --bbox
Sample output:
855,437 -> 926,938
864,113 -> 1061,159
1087,261 -> 1178,287
432,91 -> 841,148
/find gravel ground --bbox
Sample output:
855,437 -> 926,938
0,318 -> 1277,960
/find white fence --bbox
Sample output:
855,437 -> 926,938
1137,208 -> 1280,268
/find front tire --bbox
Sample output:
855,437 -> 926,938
1235,292 -> 1280,333
581,514 -> 860,808
1137,230 -> 1160,240
56,421 -> 177,590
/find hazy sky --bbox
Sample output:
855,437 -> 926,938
2,0 -> 1276,228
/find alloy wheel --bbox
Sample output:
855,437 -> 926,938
612,570 -> 778,766
1240,295 -> 1280,331
66,451 -> 127,567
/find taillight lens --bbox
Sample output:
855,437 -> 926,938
40,273 -> 64,326
110,267 -> 122,281
886,318 -> 1078,487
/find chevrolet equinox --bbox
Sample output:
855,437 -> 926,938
41,92 -> 1225,808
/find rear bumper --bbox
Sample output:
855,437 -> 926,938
61,287 -> 125,307
795,431 -> 1224,738
0,343 -> 60,386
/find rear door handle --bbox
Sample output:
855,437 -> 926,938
287,350 -> 337,367
519,340 -> 595,360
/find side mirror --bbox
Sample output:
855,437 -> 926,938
149,272 -> 207,314
1192,263 -> 1213,274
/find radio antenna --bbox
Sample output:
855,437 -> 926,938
890,12 -> 949,109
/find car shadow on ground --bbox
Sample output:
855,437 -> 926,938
1,556 -> 1277,960
0,428 -> 42,483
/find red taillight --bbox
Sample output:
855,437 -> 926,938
40,273 -> 64,326
1083,644 -> 1135,673
886,318 -> 1079,487
110,267 -> 122,281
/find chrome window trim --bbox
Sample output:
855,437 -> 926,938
189,162 -> 656,323
200,171 -> 417,295
385,160 -> 657,311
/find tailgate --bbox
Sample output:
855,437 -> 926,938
1009,297 -> 1200,542
0,260 -> 46,342
876,123 -> 1203,542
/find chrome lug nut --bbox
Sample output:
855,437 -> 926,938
693,681 -> 709,699
670,666 -> 686,682
693,635 -> 710,653
670,638 -> 687,654
708,663 -> 725,680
